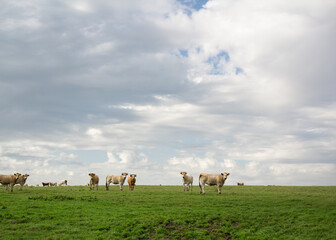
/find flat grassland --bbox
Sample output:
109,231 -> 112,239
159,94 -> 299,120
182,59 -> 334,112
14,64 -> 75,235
1,185 -> 335,239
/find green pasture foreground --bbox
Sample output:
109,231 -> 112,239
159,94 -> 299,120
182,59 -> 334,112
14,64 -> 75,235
1,185 -> 335,239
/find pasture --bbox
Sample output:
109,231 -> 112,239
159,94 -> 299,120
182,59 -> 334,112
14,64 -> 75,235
1,185 -> 335,239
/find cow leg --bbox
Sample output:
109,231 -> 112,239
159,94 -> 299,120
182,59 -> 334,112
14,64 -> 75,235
10,184 -> 14,192
20,184 -> 23,191
120,183 -> 123,191
199,183 -> 205,194
218,185 -> 222,194
96,184 -> 98,190
106,182 -> 109,190
5,184 -> 9,191
190,183 -> 192,192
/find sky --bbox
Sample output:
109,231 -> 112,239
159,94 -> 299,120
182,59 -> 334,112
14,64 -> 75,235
1,0 -> 335,186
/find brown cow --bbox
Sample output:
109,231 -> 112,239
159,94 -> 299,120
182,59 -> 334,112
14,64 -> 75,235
42,182 -> 50,187
89,173 -> 99,190
237,182 -> 244,186
0,173 -> 21,192
16,174 -> 29,190
199,172 -> 230,194
127,174 -> 137,191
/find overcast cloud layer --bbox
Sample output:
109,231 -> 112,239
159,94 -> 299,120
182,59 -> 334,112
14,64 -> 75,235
1,0 -> 335,186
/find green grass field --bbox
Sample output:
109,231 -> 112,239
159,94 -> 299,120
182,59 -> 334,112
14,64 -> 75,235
1,185 -> 335,239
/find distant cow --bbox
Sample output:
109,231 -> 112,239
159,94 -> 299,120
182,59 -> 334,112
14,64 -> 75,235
16,174 -> 30,190
180,171 -> 193,191
49,182 -> 57,186
106,172 -> 128,191
199,172 -> 230,194
59,180 -> 67,186
42,182 -> 50,187
127,174 -> 137,191
89,173 -> 99,190
0,173 -> 21,192
237,182 -> 244,186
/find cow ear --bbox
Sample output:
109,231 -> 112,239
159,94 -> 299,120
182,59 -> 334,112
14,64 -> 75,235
227,173 -> 230,175
221,173 -> 224,175
180,172 -> 182,174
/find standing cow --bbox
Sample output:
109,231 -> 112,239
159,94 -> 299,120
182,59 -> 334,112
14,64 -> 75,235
237,182 -> 244,186
0,173 -> 21,192
180,171 -> 193,191
42,182 -> 50,187
199,172 -> 230,194
59,180 -> 67,186
106,172 -> 128,191
16,174 -> 29,190
127,174 -> 137,191
89,173 -> 99,190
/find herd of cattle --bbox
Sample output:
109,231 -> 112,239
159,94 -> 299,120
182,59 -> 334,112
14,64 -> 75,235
0,171 -> 238,194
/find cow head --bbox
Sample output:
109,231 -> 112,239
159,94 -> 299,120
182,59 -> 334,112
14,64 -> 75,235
180,171 -> 187,176
89,173 -> 95,177
221,172 -> 230,179
22,174 -> 29,180
14,173 -> 21,181
130,174 -> 137,178
121,172 -> 128,176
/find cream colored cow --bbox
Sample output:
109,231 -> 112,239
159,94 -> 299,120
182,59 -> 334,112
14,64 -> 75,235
106,172 -> 128,191
16,174 -> 29,190
59,180 -> 67,186
180,171 -> 193,191
0,173 -> 21,192
199,172 -> 230,194
89,173 -> 99,190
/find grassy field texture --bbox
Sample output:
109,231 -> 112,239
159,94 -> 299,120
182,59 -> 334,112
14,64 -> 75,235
1,185 -> 335,239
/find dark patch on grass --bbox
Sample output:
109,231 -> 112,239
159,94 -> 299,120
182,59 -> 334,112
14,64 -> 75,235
28,195 -> 75,201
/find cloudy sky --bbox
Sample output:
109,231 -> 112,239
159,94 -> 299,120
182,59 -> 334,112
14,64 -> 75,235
1,0 -> 335,186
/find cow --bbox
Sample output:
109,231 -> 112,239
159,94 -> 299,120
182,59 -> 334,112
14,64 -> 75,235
59,180 -> 67,186
0,173 -> 21,192
180,171 -> 193,191
49,182 -> 57,186
127,174 -> 137,191
237,182 -> 244,186
89,173 -> 99,190
42,182 -> 50,187
199,172 -> 230,194
16,174 -> 29,190
106,172 -> 128,191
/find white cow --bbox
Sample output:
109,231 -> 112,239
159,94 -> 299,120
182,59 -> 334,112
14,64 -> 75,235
106,172 -> 128,191
180,171 -> 193,191
0,173 -> 21,192
16,174 -> 29,190
59,180 -> 68,186
199,172 -> 230,194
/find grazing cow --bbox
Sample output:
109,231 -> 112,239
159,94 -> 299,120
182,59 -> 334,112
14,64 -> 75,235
180,172 -> 193,192
36,184 -> 39,187
49,182 -> 57,186
127,174 -> 137,191
0,173 -> 21,192
199,172 -> 230,194
16,174 -> 30,190
237,182 -> 244,186
89,173 -> 99,190
106,172 -> 128,191
59,180 -> 67,186
42,182 -> 50,187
